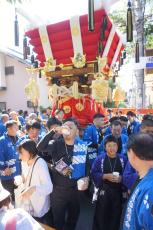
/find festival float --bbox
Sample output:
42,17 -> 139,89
24,8 -> 125,126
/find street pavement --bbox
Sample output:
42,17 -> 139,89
76,192 -> 95,230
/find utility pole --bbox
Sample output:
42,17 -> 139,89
132,0 -> 146,108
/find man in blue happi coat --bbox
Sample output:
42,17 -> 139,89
83,113 -> 105,165
0,114 -> 9,137
19,120 -> 43,144
123,117 -> 153,190
104,117 -> 119,137
127,111 -> 140,136
0,120 -> 21,200
121,133 -> 153,230
104,116 -> 128,137
99,120 -> 128,156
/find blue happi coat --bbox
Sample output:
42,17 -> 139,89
122,161 -> 138,190
71,137 -> 88,179
0,133 -> 21,180
18,116 -> 26,126
122,168 -> 153,230
99,134 -> 128,156
130,120 -> 141,134
91,153 -> 127,188
83,124 -> 101,165
0,123 -> 6,137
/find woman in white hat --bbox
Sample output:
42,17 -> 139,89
0,186 -> 44,230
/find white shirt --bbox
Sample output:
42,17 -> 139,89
16,158 -> 53,218
0,207 -> 44,230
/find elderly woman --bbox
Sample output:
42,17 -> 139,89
0,186 -> 44,230
16,139 -> 53,225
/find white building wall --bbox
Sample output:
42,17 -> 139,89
0,54 -> 50,112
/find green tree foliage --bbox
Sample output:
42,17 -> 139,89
109,1 -> 153,49
104,101 -> 117,108
108,78 -> 116,90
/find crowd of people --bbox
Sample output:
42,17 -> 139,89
0,107 -> 153,230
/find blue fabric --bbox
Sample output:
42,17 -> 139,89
122,161 -> 138,190
83,124 -> 100,145
71,138 -> 88,179
104,126 -> 112,137
130,120 -> 141,134
123,168 -> 153,230
41,114 -> 48,120
122,127 -> 128,136
83,124 -> 100,166
18,116 -> 26,126
0,123 -> 6,137
91,153 -> 127,188
0,133 -> 21,180
99,134 -> 128,156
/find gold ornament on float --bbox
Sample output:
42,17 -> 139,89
72,81 -> 79,99
71,53 -> 86,68
48,84 -> 58,101
75,103 -> 84,111
97,56 -> 107,72
108,87 -> 112,102
63,105 -> 71,114
112,87 -> 126,105
91,78 -> 109,102
25,77 -> 40,105
44,57 -> 56,72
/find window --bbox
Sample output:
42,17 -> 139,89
27,101 -> 34,108
0,102 -> 6,111
5,66 -> 14,75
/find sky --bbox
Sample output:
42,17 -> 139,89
17,0 -> 124,29
0,0 -> 124,51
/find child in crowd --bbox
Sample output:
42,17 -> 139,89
91,136 -> 127,230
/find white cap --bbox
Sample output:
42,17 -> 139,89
0,186 -> 10,202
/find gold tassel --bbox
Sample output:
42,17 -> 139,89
135,41 -> 140,63
127,1 -> 133,42
88,0 -> 94,32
